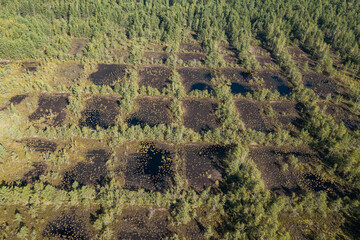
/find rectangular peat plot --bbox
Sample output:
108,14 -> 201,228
302,72 -> 346,99
234,99 -> 268,132
89,64 -> 128,86
318,102 -> 360,131
24,138 -> 58,152
182,98 -> 220,133
181,144 -> 233,192
79,96 -> 121,130
269,101 -> 304,132
138,66 -> 172,92
179,43 -> 202,52
116,207 -> 170,240
143,51 -> 169,64
117,142 -> 176,191
126,97 -> 172,128
29,94 -> 69,127
216,68 -> 255,95
250,146 -> 345,198
43,209 -> 93,240
177,67 -> 214,93
177,53 -> 206,64
62,149 -> 110,188
254,70 -> 293,96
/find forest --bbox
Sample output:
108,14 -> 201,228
0,0 -> 360,239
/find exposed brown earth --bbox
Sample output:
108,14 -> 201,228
302,72 -> 345,99
63,149 -> 109,188
22,61 -> 40,72
254,70 -> 293,96
29,94 -> 69,126
182,98 -> 220,133
79,96 -> 121,129
179,43 -> 202,52
43,210 -> 93,240
217,68 -> 255,95
250,146 -> 345,197
138,66 -> 172,91
177,67 -> 213,93
126,97 -> 172,128
180,144 -> 233,192
116,207 -> 170,240
177,53 -> 206,63
89,64 -> 128,86
25,138 -> 58,152
118,142 -> 175,191
269,101 -> 304,132
234,99 -> 268,132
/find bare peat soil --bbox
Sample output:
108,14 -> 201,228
250,146 -> 345,197
287,46 -> 316,70
117,208 -> 170,240
0,94 -> 27,111
254,70 -> 293,96
79,96 -> 120,130
63,149 -> 109,188
180,144 -> 233,192
25,138 -> 58,152
89,64 -> 128,86
21,162 -> 46,185
179,43 -> 202,52
126,97 -> 172,128
250,45 -> 279,69
302,72 -> 345,99
182,98 -> 220,133
269,101 -> 304,132
177,67 -> 213,93
118,142 -> 175,191
43,210 -> 92,240
22,61 -> 40,72
177,53 -> 206,63
234,99 -> 268,132
219,45 -> 239,65
29,94 -> 69,126
216,68 -> 255,95
138,66 -> 172,91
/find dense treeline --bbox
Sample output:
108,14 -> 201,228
0,0 -> 359,74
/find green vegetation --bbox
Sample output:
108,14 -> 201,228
0,0 -> 360,239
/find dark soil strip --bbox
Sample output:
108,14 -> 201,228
89,64 -> 128,86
